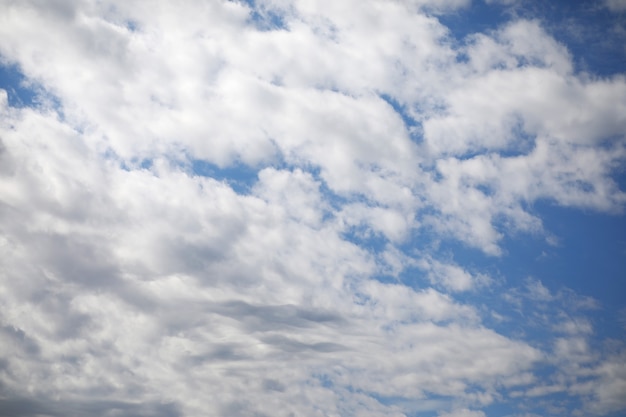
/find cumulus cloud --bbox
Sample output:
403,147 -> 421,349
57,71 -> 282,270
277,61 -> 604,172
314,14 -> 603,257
416,256 -> 491,292
438,409 -> 486,417
0,0 -> 624,416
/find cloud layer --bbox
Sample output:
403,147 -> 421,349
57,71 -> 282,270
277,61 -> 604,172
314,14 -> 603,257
0,0 -> 625,416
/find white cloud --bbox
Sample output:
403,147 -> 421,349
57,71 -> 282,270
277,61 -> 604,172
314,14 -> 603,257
417,256 -> 491,292
438,409 -> 486,417
253,167 -> 328,227
587,350 -> 626,415
0,95 -> 545,415
0,0 -> 625,416
525,278 -> 553,301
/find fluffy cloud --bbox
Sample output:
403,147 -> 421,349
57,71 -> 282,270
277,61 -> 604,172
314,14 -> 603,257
0,0 -> 624,416
438,409 -> 486,417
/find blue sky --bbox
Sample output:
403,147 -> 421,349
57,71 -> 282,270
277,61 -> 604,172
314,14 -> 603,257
0,1 -> 625,417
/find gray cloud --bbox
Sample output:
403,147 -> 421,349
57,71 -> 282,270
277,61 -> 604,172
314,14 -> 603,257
0,398 -> 182,417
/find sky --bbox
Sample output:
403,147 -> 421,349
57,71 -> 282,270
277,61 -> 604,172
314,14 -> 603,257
0,0 -> 625,416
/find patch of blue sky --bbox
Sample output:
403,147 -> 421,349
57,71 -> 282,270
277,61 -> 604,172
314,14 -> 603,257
481,395 -> 573,417
239,0 -> 288,31
315,172 -> 350,212
301,164 -> 400,217
191,159 -> 260,194
515,0 -> 626,77
117,156 -> 261,195
440,0 -> 626,77
392,411 -> 432,417
443,182 -> 621,302
342,225 -> 389,252
414,198 -> 626,342
374,385 -> 582,417
392,188 -> 623,347
523,198 -> 626,311
497,121 -> 537,158
370,394 -> 449,417
378,94 -> 419,129
124,19 -> 139,32
378,93 -> 423,144
117,156 -> 154,172
438,0 -> 508,45
0,62 -> 67,123
312,372 -> 334,389
340,224 -> 401,286
439,139 -> 537,163
0,62 -> 39,108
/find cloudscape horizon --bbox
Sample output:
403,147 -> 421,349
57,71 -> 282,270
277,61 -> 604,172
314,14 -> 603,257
0,0 -> 625,416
